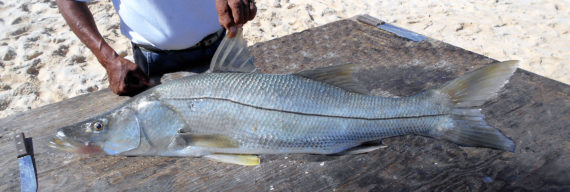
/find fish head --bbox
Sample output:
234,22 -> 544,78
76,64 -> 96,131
49,108 -> 141,155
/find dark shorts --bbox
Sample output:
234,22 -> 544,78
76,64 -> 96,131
132,33 -> 223,79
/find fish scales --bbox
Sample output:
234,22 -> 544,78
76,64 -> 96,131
160,97 -> 440,154
153,73 -> 450,120
135,72 -> 447,154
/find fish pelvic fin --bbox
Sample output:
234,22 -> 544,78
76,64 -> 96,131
208,28 -> 257,73
204,154 -> 260,166
433,60 -> 518,152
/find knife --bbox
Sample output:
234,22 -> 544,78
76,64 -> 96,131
356,15 -> 426,42
14,133 -> 38,192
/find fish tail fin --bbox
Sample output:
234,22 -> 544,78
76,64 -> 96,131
432,60 -> 518,152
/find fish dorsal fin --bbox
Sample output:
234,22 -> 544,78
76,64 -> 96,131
208,28 -> 257,73
296,64 -> 369,94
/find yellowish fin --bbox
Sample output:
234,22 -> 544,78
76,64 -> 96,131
177,133 -> 240,148
204,154 -> 260,166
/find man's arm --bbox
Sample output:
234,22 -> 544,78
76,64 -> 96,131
216,0 -> 257,37
56,0 -> 151,96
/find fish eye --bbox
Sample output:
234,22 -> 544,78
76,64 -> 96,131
93,121 -> 104,131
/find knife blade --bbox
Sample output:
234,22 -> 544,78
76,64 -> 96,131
14,133 -> 38,192
378,23 -> 426,42
355,15 -> 425,42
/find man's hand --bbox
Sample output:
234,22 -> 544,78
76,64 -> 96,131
57,0 -> 154,96
103,56 -> 154,96
216,0 -> 257,37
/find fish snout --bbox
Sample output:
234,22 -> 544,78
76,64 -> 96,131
55,129 -> 67,140
49,135 -> 73,152
49,128 -> 103,154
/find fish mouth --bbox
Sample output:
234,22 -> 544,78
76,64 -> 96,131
49,137 -> 79,153
49,133 -> 103,154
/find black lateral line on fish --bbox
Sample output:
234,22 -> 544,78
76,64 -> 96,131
165,97 -> 447,120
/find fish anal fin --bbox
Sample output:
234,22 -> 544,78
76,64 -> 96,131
209,28 -> 257,73
205,154 -> 260,166
296,64 -> 369,94
176,131 -> 240,148
339,141 -> 387,155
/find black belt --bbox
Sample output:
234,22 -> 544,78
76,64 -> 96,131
135,28 -> 225,53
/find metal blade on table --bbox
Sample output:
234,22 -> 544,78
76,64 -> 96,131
14,133 -> 38,192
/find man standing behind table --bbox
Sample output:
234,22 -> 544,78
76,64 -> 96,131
56,0 -> 257,96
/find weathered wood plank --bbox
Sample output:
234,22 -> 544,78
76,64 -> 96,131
0,18 -> 568,191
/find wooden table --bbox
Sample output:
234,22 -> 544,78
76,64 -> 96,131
1,16 -> 568,191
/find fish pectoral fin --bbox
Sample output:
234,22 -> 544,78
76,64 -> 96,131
295,64 -> 369,94
338,141 -> 388,155
176,131 -> 240,148
204,154 -> 260,166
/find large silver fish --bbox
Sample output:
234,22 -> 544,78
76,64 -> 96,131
50,31 -> 518,166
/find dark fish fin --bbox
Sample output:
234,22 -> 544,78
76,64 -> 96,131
175,130 -> 240,148
204,154 -> 260,166
432,60 -> 518,152
209,28 -> 257,73
296,64 -> 369,94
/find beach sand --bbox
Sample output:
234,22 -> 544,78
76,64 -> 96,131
0,0 -> 568,118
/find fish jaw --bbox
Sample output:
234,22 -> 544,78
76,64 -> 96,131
48,130 -> 104,155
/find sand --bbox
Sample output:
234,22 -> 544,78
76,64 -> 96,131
0,0 -> 568,118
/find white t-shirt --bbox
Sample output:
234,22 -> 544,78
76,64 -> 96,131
78,0 -> 222,50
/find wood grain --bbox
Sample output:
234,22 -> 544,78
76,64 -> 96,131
0,17 -> 568,191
